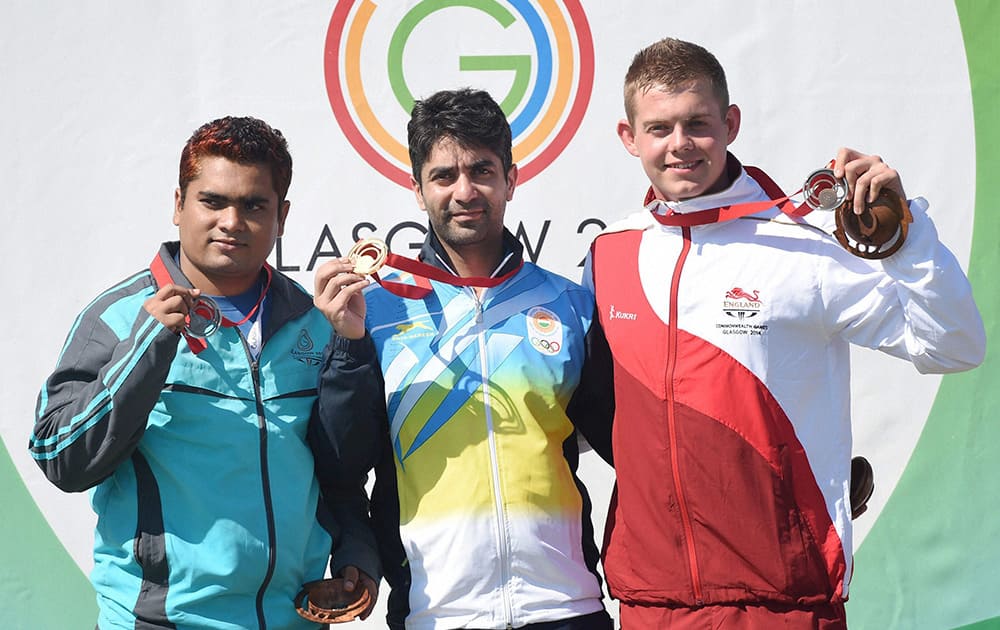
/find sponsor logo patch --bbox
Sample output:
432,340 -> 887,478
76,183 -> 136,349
609,304 -> 637,321
292,329 -> 324,365
392,319 -> 436,342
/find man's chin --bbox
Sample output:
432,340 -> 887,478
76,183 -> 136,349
439,227 -> 489,248
657,181 -> 708,202
449,216 -> 487,230
204,258 -> 264,279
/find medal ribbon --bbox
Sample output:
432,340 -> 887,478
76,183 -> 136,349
149,252 -> 272,354
649,164 -> 830,227
223,266 -> 272,328
372,252 -> 523,299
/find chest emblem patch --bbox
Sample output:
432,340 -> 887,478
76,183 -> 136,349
526,306 -> 563,356
718,287 -> 769,336
723,287 -> 762,320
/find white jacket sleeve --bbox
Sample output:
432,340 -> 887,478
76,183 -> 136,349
822,197 -> 986,374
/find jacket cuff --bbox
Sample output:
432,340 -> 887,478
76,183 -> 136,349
329,332 -> 377,364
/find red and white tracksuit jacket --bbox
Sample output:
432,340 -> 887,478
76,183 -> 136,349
583,162 -> 985,613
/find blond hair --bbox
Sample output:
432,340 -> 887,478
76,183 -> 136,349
623,38 -> 729,123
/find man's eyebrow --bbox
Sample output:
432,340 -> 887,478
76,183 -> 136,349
426,157 -> 499,179
642,112 -> 710,128
470,158 -> 497,170
196,190 -> 270,204
426,165 -> 456,179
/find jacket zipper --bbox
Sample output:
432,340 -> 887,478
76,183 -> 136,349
473,289 -> 515,627
245,335 -> 278,630
668,226 -> 704,605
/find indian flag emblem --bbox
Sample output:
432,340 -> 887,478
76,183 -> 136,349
527,307 -> 560,336
527,307 -> 563,356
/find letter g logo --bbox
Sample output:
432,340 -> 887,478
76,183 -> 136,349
325,0 -> 594,187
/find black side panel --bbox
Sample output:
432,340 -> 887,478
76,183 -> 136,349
131,451 -> 176,630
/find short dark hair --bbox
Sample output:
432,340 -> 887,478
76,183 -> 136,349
624,38 -> 729,123
407,88 -> 512,184
178,116 -> 292,202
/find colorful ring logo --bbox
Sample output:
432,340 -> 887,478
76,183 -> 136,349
324,0 -> 594,188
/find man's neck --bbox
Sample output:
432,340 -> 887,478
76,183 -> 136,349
446,247 -> 503,279
179,259 -> 262,297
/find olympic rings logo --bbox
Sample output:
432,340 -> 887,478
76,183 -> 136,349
531,336 -> 561,353
324,0 -> 594,188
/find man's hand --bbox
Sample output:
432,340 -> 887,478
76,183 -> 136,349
314,258 -> 369,340
143,284 -> 201,334
834,147 -> 908,215
339,565 -> 379,621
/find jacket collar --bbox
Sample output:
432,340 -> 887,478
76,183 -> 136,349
417,225 -> 525,278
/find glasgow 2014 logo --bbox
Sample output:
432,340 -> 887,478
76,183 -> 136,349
324,0 -> 594,188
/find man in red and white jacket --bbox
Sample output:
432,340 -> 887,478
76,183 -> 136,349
576,37 -> 986,629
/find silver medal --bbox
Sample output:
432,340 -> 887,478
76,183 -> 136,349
185,296 -> 221,338
803,168 -> 849,211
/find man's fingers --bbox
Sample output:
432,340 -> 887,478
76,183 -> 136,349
314,260 -> 367,308
339,276 -> 369,298
313,260 -> 345,298
340,565 -> 359,591
833,147 -> 857,179
324,276 -> 367,306
149,286 -> 195,315
868,167 -> 902,201
358,572 -> 379,619
850,163 -> 902,214
832,148 -> 905,214
154,284 -> 200,309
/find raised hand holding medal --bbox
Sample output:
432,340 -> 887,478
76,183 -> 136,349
143,283 -> 213,337
827,147 -> 913,259
311,238 -> 390,340
804,167 -> 912,259
313,253 -> 370,341
147,249 -> 271,353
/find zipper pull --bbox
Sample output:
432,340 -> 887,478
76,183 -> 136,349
473,290 -> 484,324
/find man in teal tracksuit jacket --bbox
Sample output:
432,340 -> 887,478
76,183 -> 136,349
30,116 -> 379,629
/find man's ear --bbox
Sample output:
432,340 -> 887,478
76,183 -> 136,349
410,176 -> 427,212
617,119 -> 640,157
505,164 -> 518,202
172,188 -> 183,226
276,200 -> 290,237
725,104 -> 741,145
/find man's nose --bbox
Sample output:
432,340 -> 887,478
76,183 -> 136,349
217,205 -> 242,230
453,173 -> 478,203
668,126 -> 695,152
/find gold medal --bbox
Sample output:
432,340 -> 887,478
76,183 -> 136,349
347,238 -> 388,275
